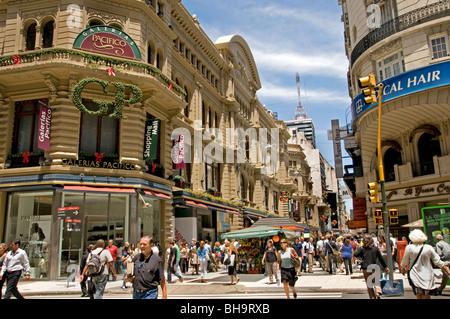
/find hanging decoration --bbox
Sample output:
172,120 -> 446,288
107,67 -> 115,76
94,152 -> 104,162
22,152 -> 30,164
278,190 -> 290,202
13,55 -> 20,65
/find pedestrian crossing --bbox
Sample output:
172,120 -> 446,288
167,292 -> 343,299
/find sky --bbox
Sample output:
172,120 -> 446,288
182,0 -> 353,169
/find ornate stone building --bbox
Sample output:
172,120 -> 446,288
339,0 -> 450,236
0,0 -> 313,279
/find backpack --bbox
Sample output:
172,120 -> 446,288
86,249 -> 105,277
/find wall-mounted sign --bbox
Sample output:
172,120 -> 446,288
61,158 -> 136,170
144,119 -> 160,161
172,134 -> 185,169
73,25 -> 141,60
386,182 -> 450,201
37,101 -> 52,151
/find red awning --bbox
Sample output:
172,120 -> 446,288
185,200 -> 208,208
63,185 -> 136,194
143,190 -> 171,200
225,209 -> 239,215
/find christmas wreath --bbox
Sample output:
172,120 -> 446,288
278,190 -> 290,202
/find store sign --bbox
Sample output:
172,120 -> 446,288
422,205 -> 450,248
352,60 -> 450,119
144,119 -> 160,161
172,134 -> 185,169
37,101 -> 52,151
386,182 -> 450,201
61,158 -> 136,170
73,25 -> 141,59
57,206 -> 81,232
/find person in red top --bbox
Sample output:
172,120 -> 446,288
106,239 -> 119,281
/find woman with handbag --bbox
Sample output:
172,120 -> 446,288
262,239 -> 279,284
197,241 -> 208,283
226,243 -> 240,285
277,239 -> 300,299
354,234 -> 389,299
401,229 -> 450,299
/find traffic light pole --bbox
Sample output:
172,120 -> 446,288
376,83 -> 394,281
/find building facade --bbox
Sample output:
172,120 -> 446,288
0,0 -> 314,280
339,0 -> 450,237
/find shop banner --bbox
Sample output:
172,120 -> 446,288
172,134 -> 185,169
144,118 -> 160,161
352,60 -> 450,120
422,205 -> 450,248
37,102 -> 52,151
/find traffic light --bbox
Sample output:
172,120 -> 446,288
358,74 -> 377,105
389,209 -> 399,225
374,209 -> 383,225
368,182 -> 379,203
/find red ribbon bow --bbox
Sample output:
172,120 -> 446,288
151,163 -> 157,173
168,82 -> 173,91
95,153 -> 104,162
22,152 -> 30,163
107,67 -> 115,76
13,55 -> 20,65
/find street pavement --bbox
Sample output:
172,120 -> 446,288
5,262 -> 449,299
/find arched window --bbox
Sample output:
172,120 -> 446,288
89,20 -> 103,27
26,23 -> 37,51
156,52 -> 162,69
383,147 -> 402,182
418,133 -> 441,175
42,21 -> 54,48
147,44 -> 153,64
184,86 -> 189,117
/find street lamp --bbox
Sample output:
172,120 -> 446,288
358,74 -> 394,280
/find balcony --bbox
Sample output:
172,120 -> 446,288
351,0 -> 450,66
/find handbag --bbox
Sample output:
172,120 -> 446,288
290,248 -> 300,268
223,254 -> 231,265
380,279 -> 404,296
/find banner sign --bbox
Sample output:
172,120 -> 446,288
352,60 -> 450,120
422,205 -> 450,248
144,119 -> 160,161
37,102 -> 52,151
331,119 -> 343,178
172,134 -> 185,169
73,25 -> 141,59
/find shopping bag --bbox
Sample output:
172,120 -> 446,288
380,279 -> 404,297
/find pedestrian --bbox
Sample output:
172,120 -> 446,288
340,238 -> 353,275
0,239 -> 31,299
106,239 -> 119,280
190,242 -> 199,275
197,240 -> 209,283
0,243 -> 8,299
226,242 -> 240,285
125,235 -> 167,299
167,241 -> 184,283
301,237 -> 308,273
401,229 -> 450,299
277,239 -> 299,299
262,239 -> 278,284
179,242 -> 188,274
79,244 -> 93,297
82,239 -> 117,299
435,234 -> 450,294
120,242 -> 131,289
324,235 -> 338,275
307,237 -> 315,273
316,236 -> 326,271
291,237 -> 303,276
213,242 -> 222,267
350,237 -> 358,269
353,234 -> 389,299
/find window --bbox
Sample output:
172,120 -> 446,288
42,21 -> 54,48
147,44 -> 153,64
418,133 -> 441,176
383,148 -> 402,182
205,160 -> 220,191
12,99 -> 48,154
79,101 -> 119,155
377,51 -> 405,81
26,23 -> 37,51
430,35 -> 449,60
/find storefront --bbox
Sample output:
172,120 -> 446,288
0,175 -> 171,280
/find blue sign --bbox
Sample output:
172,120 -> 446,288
352,60 -> 450,119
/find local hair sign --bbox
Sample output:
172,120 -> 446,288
73,25 -> 142,60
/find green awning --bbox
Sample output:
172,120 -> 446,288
220,226 -> 296,240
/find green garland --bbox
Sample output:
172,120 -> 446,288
1,48 -> 186,96
71,77 -> 143,120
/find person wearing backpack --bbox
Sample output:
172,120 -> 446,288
82,239 -> 117,299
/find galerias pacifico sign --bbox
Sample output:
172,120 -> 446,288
73,25 -> 142,59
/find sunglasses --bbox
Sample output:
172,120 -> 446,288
281,241 -> 287,244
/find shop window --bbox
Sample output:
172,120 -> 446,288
418,133 -> 441,176
26,23 -> 37,51
79,100 -> 119,156
6,191 -> 53,278
42,21 -> 54,48
383,147 -> 402,182
10,99 -> 48,167
138,197 -> 161,244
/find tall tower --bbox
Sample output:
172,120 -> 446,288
294,73 -> 306,119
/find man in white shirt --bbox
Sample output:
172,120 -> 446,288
82,239 -> 116,299
0,239 -> 30,299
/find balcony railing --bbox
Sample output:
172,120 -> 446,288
351,0 -> 450,66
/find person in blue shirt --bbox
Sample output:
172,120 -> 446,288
291,237 -> 303,276
340,238 -> 354,275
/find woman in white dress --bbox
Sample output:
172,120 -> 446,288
401,229 -> 450,299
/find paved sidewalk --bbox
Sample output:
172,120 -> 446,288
4,264 -> 429,298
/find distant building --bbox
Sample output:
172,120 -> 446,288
285,118 -> 316,148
